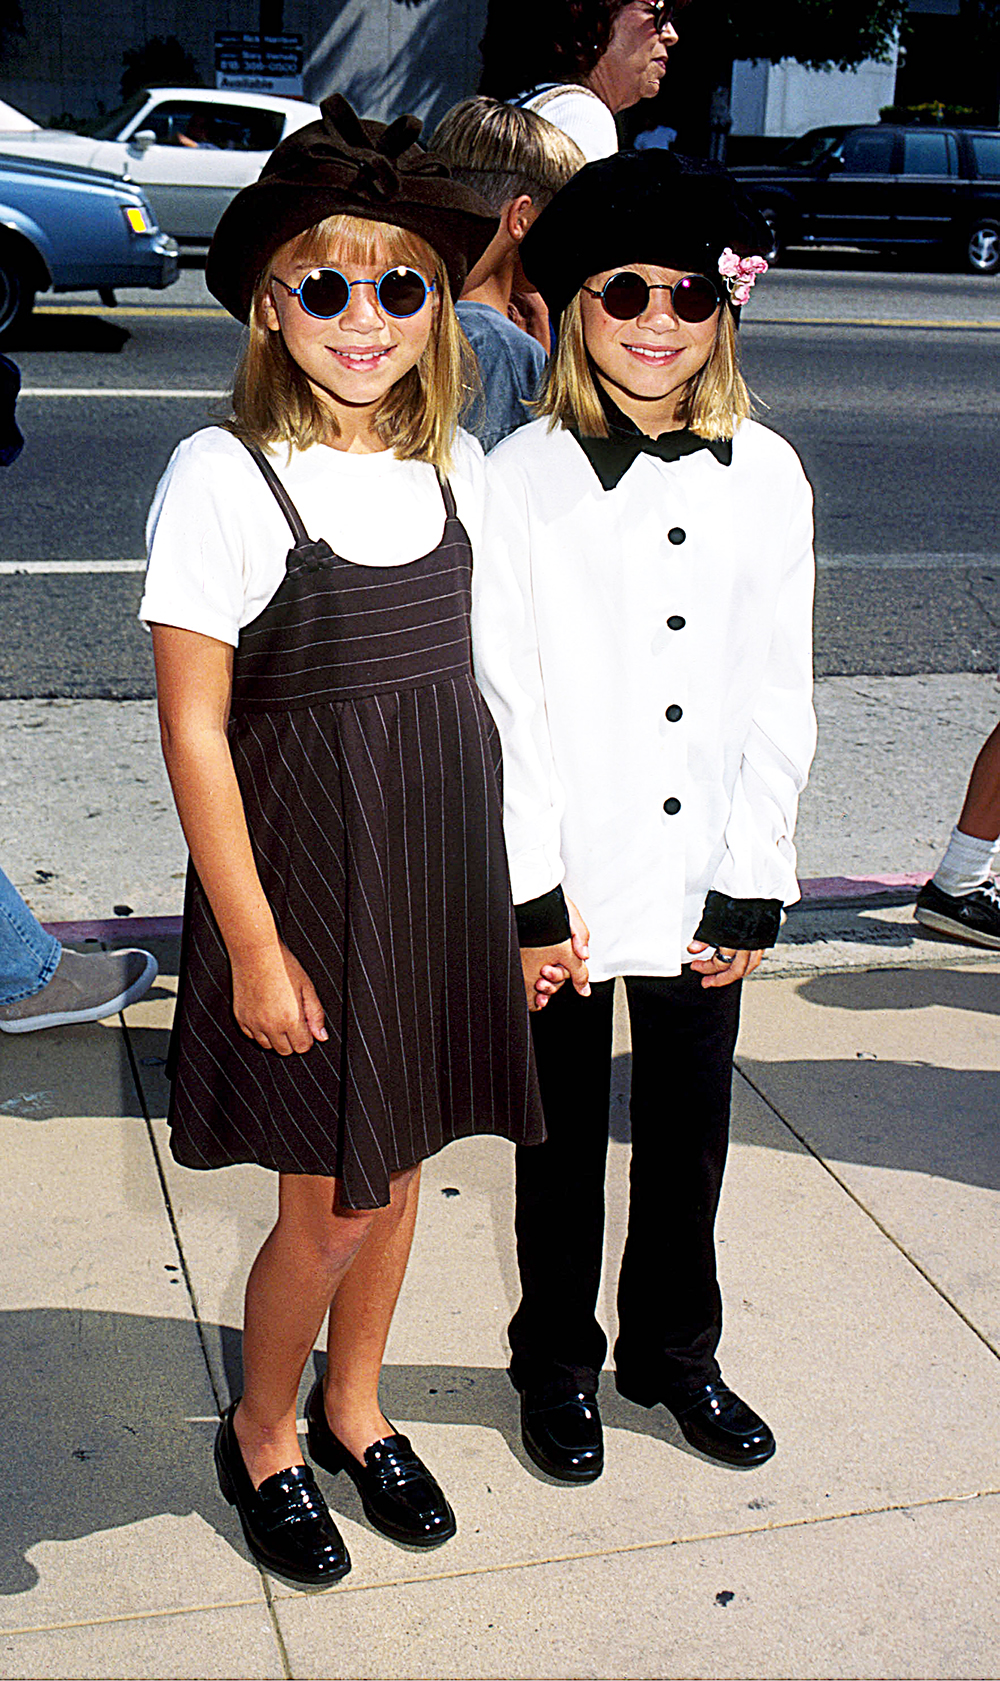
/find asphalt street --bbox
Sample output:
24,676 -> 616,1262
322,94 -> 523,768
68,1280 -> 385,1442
1,263 -> 998,698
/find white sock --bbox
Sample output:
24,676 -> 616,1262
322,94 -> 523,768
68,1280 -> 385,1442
932,826 -> 999,896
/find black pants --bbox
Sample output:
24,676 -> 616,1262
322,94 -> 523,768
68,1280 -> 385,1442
508,968 -> 742,1405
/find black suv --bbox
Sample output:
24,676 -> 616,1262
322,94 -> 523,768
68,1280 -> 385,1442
730,125 -> 1000,273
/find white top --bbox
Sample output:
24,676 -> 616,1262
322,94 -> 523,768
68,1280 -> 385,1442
472,417 -> 817,982
140,426 -> 486,646
517,83 -> 618,162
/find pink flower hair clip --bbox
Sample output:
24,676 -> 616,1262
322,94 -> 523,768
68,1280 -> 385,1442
717,247 -> 768,307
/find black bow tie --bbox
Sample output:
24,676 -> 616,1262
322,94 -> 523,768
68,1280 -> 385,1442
571,423 -> 733,491
570,382 -> 732,489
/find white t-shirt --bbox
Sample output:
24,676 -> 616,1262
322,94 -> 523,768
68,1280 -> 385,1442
517,83 -> 618,162
140,426 -> 486,646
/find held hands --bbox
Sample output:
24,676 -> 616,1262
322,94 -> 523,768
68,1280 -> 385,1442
688,940 -> 764,988
521,898 -> 591,1014
231,940 -> 328,1055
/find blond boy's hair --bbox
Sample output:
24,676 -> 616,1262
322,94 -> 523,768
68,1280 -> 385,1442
226,214 -> 476,471
429,96 -> 585,216
537,292 -> 752,442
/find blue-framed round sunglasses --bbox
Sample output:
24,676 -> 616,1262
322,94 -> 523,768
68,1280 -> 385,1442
273,266 -> 435,320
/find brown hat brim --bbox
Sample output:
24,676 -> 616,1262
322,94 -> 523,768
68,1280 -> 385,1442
207,94 -> 498,323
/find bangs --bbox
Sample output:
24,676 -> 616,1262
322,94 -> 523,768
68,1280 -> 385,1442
278,214 -> 443,283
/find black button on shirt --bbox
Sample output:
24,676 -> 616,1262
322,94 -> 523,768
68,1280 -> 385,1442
663,797 -> 681,815
668,527 -> 686,545
667,615 -> 686,631
665,704 -> 683,722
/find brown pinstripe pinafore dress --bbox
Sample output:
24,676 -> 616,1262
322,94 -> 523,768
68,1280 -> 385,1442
167,446 -> 544,1209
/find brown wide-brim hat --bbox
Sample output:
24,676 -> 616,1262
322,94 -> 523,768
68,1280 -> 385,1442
207,93 -> 499,323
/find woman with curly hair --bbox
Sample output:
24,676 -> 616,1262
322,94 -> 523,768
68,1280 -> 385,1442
479,0 -> 683,161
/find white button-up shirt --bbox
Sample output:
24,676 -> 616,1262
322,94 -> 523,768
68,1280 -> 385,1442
472,416 -> 817,983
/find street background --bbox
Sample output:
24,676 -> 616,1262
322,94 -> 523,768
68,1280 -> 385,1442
0,264 -> 999,1679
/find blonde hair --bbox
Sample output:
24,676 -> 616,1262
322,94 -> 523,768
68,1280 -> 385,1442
226,214 -> 477,471
537,291 -> 752,442
429,97 -> 585,215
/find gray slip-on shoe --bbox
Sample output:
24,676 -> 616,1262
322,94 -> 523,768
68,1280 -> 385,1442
0,947 -> 158,1033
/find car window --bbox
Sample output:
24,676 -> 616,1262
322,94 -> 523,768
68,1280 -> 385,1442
778,129 -> 845,169
141,101 -> 284,151
839,130 -> 896,174
901,131 -> 956,176
970,134 -> 1000,178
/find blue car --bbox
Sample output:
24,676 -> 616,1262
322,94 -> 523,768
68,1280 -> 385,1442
0,150 -> 178,338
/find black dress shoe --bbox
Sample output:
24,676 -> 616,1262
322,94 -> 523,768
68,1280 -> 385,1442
214,1401 -> 351,1585
304,1379 -> 456,1548
520,1391 -> 604,1482
666,1381 -> 775,1467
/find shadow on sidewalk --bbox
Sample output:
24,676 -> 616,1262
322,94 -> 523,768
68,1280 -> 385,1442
0,1309 -> 701,1598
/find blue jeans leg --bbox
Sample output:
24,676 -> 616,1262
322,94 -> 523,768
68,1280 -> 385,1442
0,864 -> 61,1004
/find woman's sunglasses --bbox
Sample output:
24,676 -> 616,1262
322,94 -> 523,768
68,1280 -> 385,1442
273,266 -> 434,320
582,270 -> 721,324
646,1 -> 677,33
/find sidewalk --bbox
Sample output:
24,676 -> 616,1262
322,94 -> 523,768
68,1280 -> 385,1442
1,693 -> 999,1678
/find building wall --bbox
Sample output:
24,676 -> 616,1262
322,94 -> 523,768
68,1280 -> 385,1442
730,52 -> 900,138
0,0 -> 487,129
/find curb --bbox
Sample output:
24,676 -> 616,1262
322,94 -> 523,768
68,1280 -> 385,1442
41,875 -> 929,944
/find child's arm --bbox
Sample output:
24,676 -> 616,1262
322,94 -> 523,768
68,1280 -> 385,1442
694,451 -> 817,988
152,623 -> 327,1056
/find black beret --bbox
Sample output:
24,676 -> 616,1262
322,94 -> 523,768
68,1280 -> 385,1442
207,94 -> 499,323
520,148 -> 773,322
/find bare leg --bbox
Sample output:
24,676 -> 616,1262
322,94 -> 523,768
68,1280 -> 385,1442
957,719 -> 1000,841
234,1173 -> 375,1488
321,1164 -> 422,1463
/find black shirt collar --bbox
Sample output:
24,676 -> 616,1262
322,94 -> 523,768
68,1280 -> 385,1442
570,382 -> 733,491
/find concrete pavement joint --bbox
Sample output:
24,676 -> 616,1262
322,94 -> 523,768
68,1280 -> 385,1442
2,1487 -> 992,1638
266,1486 -> 1000,1605
261,1573 -> 294,1681
733,1063 -> 1000,1366
118,1005 -> 225,1418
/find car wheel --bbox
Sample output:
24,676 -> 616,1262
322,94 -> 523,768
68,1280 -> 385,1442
966,222 -> 1000,276
756,206 -> 784,267
0,249 -> 35,341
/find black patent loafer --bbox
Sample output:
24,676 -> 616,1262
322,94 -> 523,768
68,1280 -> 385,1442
667,1381 -> 775,1467
521,1391 -> 604,1482
305,1379 -> 456,1548
214,1401 -> 351,1585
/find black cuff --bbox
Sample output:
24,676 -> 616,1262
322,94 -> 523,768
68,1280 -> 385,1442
515,885 -> 571,946
695,891 -> 783,950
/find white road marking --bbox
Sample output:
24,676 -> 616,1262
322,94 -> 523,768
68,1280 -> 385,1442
19,388 -> 226,398
0,560 -> 146,574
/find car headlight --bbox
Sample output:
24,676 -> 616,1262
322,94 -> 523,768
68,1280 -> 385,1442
121,202 -> 154,235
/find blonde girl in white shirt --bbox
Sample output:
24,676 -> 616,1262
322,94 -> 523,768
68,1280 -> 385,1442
474,149 -> 816,1484
142,96 -> 545,1587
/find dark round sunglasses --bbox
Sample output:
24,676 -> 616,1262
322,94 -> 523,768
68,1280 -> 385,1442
273,266 -> 434,320
582,271 -> 722,324
647,0 -> 677,32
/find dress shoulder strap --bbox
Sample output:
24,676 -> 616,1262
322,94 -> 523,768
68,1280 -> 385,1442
437,473 -> 458,521
239,439 -> 313,547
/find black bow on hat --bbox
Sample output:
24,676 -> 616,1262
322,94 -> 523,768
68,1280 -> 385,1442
207,94 -> 499,323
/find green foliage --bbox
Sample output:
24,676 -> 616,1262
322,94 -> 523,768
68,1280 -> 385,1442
120,35 -> 203,102
879,101 -> 979,124
722,0 -> 908,70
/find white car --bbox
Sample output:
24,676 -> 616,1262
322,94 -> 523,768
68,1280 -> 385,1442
0,88 -> 321,240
